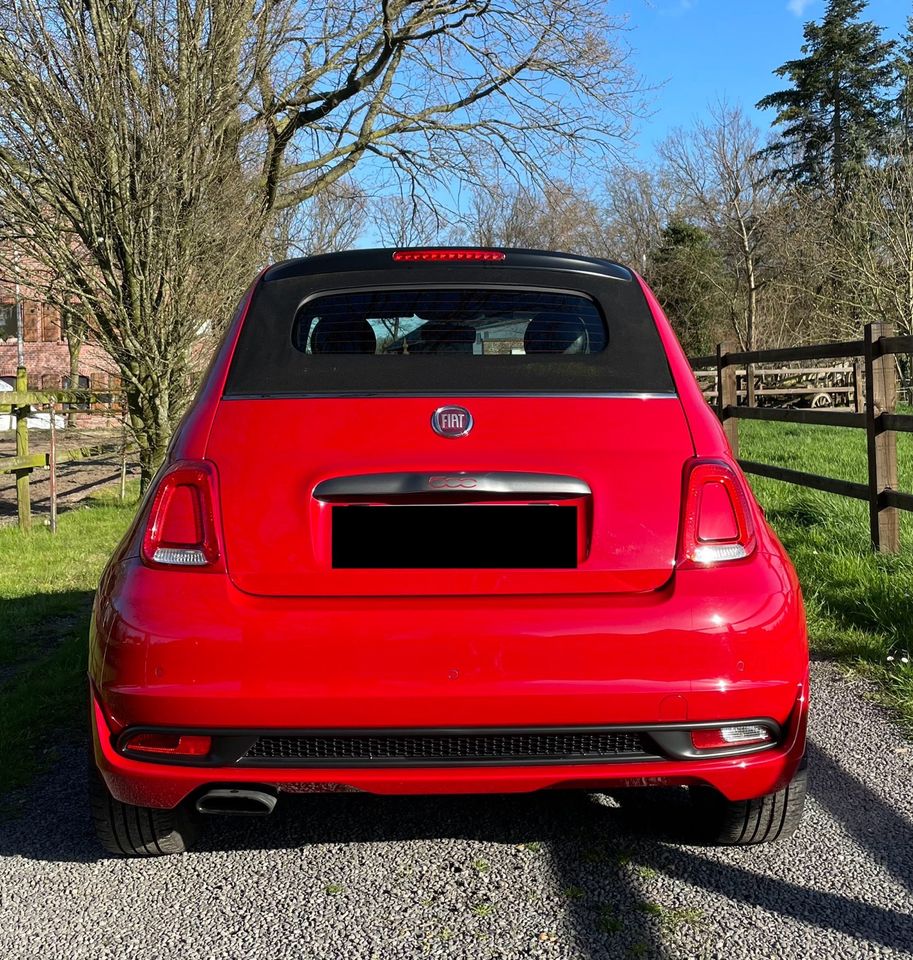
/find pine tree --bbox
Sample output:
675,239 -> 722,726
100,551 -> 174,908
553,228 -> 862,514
757,0 -> 896,198
896,15 -> 913,148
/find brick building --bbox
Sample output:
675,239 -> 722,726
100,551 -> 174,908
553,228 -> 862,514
0,294 -> 118,395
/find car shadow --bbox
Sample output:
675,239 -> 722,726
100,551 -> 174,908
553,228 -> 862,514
0,749 -> 673,956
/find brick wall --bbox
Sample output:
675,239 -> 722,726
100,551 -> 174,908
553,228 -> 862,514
0,294 -> 121,428
0,288 -> 116,377
0,337 -> 116,387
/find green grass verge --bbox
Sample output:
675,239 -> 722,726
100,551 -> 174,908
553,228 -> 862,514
0,484 -> 139,794
740,420 -> 913,721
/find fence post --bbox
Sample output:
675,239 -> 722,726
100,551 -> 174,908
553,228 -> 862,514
14,366 -> 31,532
863,322 -> 899,554
717,341 -> 739,456
49,401 -> 58,533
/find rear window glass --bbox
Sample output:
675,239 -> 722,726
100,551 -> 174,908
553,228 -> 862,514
225,270 -> 675,397
293,290 -> 607,356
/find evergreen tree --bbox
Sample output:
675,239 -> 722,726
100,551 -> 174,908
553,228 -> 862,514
757,0 -> 895,198
650,221 -> 731,356
896,15 -> 913,148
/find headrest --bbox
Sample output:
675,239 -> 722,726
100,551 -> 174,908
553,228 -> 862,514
409,321 -> 476,353
523,312 -> 589,354
311,316 -> 376,354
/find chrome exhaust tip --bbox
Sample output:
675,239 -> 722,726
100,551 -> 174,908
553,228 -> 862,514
195,788 -> 277,816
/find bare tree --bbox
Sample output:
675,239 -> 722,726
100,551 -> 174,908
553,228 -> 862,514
0,0 -> 271,485
276,180 -> 369,257
374,195 -> 441,247
834,159 -> 913,337
459,180 -> 605,253
0,0 -> 643,487
599,165 -> 674,272
660,104 -> 782,351
250,1 -> 644,212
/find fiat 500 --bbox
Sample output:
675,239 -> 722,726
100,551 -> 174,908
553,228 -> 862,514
89,248 -> 808,855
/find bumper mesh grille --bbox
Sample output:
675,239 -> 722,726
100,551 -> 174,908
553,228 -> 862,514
242,730 -> 650,765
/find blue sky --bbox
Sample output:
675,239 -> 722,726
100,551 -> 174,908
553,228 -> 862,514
626,0 -> 911,158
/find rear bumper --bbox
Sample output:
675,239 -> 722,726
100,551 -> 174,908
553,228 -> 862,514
90,551 -> 808,808
92,685 -> 808,807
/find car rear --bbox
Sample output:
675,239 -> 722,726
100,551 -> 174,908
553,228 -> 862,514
88,248 -> 808,854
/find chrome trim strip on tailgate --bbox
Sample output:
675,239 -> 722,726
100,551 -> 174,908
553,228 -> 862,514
314,471 -> 592,500
223,391 -> 678,400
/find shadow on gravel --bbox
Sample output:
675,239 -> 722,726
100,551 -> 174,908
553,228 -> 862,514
1,756 -> 671,956
636,844 -> 913,952
4,739 -> 913,957
806,740 -> 913,892
569,773 -> 913,956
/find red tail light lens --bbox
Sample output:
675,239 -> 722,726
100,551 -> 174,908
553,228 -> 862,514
691,724 -> 773,750
392,249 -> 506,262
122,732 -> 212,757
679,459 -> 756,566
141,460 -> 223,570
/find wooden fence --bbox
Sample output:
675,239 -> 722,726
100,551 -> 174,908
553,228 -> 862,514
690,322 -> 913,554
0,366 -> 130,532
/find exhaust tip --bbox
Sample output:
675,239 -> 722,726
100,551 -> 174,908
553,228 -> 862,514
195,788 -> 277,816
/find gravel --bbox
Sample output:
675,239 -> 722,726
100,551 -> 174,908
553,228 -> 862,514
2,661 -> 912,959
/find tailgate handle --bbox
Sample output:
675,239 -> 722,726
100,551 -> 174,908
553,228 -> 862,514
314,472 -> 590,500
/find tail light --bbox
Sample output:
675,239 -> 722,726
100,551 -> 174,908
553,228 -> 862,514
691,724 -> 773,751
141,460 -> 224,571
678,459 -> 756,566
392,248 -> 506,262
122,732 -> 212,757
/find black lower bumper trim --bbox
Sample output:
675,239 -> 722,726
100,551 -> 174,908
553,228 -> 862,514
115,720 -> 781,768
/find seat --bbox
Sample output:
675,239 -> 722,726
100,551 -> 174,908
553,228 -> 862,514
310,316 -> 376,354
523,313 -> 589,354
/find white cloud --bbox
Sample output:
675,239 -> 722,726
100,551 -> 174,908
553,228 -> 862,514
787,0 -> 815,16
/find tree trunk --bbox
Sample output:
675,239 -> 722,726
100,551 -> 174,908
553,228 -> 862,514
127,385 -> 172,493
66,328 -> 82,428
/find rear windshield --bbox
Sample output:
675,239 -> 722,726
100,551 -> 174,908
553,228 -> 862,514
225,271 -> 674,396
293,289 -> 607,356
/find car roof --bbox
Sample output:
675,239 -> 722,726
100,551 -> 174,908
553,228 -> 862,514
262,248 -> 634,283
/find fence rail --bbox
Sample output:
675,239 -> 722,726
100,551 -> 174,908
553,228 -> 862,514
690,323 -> 913,553
0,366 -> 130,532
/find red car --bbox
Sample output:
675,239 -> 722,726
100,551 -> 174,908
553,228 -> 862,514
88,248 -> 808,856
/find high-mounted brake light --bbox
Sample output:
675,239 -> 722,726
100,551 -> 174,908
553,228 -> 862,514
678,459 -> 756,566
141,460 -> 223,570
392,249 -> 506,262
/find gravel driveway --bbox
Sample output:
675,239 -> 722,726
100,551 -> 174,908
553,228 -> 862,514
2,661 -> 911,959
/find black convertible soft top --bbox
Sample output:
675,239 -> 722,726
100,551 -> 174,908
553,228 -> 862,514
224,248 -> 675,397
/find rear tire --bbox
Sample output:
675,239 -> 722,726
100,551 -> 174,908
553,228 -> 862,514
89,761 -> 199,856
692,759 -> 807,846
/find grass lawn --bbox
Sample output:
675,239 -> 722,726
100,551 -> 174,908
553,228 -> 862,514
739,419 -> 913,721
0,485 -> 139,795
0,421 -> 911,798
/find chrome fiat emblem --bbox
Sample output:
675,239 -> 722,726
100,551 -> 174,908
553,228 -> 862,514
431,405 -> 473,438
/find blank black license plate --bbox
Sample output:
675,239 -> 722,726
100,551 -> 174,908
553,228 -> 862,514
332,505 -> 577,569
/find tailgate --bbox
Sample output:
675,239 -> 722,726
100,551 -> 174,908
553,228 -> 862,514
206,396 -> 693,596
